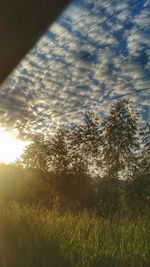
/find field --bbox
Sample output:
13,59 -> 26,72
0,204 -> 149,267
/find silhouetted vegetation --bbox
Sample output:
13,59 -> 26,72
0,99 -> 150,267
0,99 -> 149,215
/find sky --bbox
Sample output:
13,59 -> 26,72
0,0 -> 150,139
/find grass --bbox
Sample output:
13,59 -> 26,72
0,203 -> 150,267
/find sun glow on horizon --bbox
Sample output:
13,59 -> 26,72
0,128 -> 29,164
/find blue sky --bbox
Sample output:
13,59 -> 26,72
0,0 -> 150,138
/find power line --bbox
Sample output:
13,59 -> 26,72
29,0 -> 149,83
40,0 -> 114,55
14,18 -> 150,124
54,24 -> 150,74
37,0 -> 142,67
0,0 -> 149,131
28,19 -> 150,85
43,0 -> 113,46
1,87 -> 149,134
41,0 -> 142,61
42,22 -> 150,82
41,87 -> 150,120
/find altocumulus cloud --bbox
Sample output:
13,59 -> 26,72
0,0 -> 149,138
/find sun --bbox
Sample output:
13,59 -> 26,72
0,128 -> 29,164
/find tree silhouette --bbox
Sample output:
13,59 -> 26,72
50,128 -> 93,210
21,135 -> 51,174
18,99 -> 149,214
71,112 -> 101,155
139,122 -> 150,173
126,122 -> 150,213
100,99 -> 139,180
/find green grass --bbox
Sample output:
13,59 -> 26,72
0,203 -> 149,267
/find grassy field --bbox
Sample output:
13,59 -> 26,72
0,204 -> 149,267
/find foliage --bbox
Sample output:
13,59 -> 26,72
126,171 -> 150,214
139,122 -> 150,172
0,204 -> 150,267
100,99 -> 139,180
0,99 -> 150,267
96,178 -> 122,215
21,135 -> 51,173
70,112 -> 101,156
0,164 -> 53,206
0,99 -> 149,214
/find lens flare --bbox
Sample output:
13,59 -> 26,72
0,128 -> 28,164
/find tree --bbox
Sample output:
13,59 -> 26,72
126,122 -> 150,214
21,135 -> 51,174
139,122 -> 150,173
71,112 -> 101,156
126,169 -> 150,214
50,128 -> 93,210
69,112 -> 102,177
100,99 -> 139,180
96,178 -> 122,215
50,128 -> 71,176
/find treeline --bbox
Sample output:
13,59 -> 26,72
0,99 -> 149,215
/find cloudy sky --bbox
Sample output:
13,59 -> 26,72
0,0 -> 150,139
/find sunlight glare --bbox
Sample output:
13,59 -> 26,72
0,128 -> 29,164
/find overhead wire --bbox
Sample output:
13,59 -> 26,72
30,21 -> 150,85
39,0 -> 142,68
44,0 -> 113,45
38,87 -> 150,120
16,5 -> 150,124
31,0 -> 149,81
0,87 -> 149,133
42,22 -> 150,83
0,0 -> 150,132
52,24 -> 150,74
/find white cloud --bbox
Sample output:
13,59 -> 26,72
0,0 -> 149,137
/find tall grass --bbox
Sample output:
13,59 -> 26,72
0,203 -> 149,267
